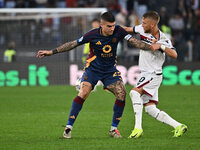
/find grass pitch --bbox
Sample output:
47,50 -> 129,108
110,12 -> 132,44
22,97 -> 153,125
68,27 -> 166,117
0,85 -> 200,150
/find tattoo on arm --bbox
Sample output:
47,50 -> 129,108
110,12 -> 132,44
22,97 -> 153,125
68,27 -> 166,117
128,37 -> 151,50
56,40 -> 78,53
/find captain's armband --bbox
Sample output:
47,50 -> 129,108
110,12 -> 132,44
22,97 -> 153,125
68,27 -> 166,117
124,34 -> 132,41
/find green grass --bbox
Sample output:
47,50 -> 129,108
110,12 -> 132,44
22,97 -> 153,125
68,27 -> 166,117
0,85 -> 200,150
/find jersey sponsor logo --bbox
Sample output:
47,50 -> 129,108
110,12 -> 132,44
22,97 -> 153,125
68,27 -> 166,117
101,53 -> 113,57
102,45 -> 112,53
96,41 -> 102,45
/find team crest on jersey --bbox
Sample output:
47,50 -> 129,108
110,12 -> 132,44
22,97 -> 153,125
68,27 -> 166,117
102,45 -> 112,53
112,37 -> 117,43
96,41 -> 102,45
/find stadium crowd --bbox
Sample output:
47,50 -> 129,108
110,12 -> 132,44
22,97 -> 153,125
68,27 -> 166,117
0,0 -> 200,62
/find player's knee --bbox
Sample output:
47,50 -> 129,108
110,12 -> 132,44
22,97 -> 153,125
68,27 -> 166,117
78,90 -> 90,100
117,89 -> 126,101
129,90 -> 141,103
122,88 -> 126,99
145,105 -> 160,118
131,87 -> 143,95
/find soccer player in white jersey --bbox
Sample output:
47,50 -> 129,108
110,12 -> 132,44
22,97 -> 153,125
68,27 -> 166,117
123,11 -> 188,138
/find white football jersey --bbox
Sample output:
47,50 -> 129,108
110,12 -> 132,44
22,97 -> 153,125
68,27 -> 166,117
134,24 -> 175,74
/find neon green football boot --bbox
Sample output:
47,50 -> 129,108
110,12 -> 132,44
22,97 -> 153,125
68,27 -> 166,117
173,124 -> 188,137
128,128 -> 143,138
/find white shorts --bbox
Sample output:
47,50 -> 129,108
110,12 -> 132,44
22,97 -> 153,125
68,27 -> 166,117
136,72 -> 162,104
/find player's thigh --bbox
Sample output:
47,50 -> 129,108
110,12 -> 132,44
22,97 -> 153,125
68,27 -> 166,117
143,75 -> 162,97
106,81 -> 126,101
136,72 -> 152,88
131,87 -> 143,95
141,88 -> 159,105
102,71 -> 126,101
102,69 -> 122,88
81,67 -> 99,89
137,72 -> 162,97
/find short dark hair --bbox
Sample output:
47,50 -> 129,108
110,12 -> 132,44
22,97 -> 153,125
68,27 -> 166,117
143,11 -> 160,23
100,11 -> 115,22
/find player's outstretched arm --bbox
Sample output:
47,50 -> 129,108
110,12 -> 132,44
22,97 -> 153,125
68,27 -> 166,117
37,40 -> 78,58
56,40 -> 78,53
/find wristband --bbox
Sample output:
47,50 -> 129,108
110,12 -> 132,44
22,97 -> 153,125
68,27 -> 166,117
161,45 -> 166,51
52,49 -> 58,54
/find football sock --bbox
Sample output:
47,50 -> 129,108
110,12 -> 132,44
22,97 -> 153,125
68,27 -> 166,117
145,105 -> 181,128
111,99 -> 125,128
129,90 -> 143,129
111,126 -> 117,131
66,125 -> 73,130
67,96 -> 85,128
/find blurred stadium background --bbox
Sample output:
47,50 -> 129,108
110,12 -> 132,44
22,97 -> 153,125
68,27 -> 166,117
0,0 -> 200,87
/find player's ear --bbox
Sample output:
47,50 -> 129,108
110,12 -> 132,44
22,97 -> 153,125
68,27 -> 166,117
151,22 -> 155,28
100,22 -> 103,28
152,20 -> 157,27
100,19 -> 105,27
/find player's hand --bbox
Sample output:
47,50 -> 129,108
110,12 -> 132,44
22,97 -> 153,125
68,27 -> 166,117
150,43 -> 161,53
37,50 -> 53,58
151,39 -> 158,44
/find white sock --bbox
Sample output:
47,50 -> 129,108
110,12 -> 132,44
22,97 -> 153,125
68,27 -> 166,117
145,105 -> 181,128
129,90 -> 143,129
66,125 -> 73,130
111,126 -> 117,131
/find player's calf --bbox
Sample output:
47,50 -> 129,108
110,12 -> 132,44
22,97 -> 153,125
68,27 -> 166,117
130,90 -> 143,130
145,104 -> 188,137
